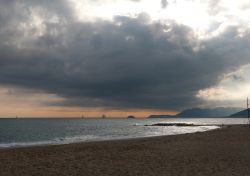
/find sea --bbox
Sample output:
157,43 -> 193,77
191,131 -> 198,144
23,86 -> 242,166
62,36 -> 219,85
0,118 -> 248,148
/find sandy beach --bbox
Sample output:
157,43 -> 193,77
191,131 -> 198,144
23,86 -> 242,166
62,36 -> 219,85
1,125 -> 250,176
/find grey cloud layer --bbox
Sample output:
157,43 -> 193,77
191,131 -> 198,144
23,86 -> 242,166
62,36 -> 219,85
0,1 -> 249,110
161,0 -> 168,9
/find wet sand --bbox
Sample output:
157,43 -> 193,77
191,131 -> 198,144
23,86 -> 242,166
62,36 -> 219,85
1,125 -> 250,176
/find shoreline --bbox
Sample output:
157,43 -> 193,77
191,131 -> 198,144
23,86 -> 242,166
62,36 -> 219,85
0,124 -> 220,150
1,125 -> 250,175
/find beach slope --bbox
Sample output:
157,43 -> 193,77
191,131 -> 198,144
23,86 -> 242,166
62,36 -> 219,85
1,125 -> 250,176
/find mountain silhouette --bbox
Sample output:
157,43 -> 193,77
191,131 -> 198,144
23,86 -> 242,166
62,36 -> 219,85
230,109 -> 250,117
176,107 -> 242,117
148,107 -> 243,118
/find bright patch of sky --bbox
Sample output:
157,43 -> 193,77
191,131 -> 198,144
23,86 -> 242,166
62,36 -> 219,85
197,64 -> 250,107
69,0 -> 250,38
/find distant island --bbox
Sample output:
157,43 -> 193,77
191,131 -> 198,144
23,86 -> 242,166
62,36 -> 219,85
127,115 -> 136,119
148,107 -> 244,118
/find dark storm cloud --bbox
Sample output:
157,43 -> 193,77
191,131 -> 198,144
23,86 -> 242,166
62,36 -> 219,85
0,1 -> 250,110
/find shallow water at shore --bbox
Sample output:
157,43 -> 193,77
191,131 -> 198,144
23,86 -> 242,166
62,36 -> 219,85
0,118 -> 247,148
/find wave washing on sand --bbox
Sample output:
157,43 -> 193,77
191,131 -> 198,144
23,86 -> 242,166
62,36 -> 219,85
0,135 -> 100,148
0,125 -> 219,149
4,117 -> 245,149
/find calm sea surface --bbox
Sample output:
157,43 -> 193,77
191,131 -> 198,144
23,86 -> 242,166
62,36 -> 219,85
0,118 -> 248,148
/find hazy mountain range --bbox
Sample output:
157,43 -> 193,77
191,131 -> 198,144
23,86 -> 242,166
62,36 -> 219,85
230,109 -> 250,117
148,107 -> 245,118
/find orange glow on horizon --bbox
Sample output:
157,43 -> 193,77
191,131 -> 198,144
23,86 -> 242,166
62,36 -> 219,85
0,106 -> 177,118
0,86 -> 177,118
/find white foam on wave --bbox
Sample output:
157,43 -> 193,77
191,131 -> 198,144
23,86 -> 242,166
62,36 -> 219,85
143,125 -> 220,137
0,135 -> 100,149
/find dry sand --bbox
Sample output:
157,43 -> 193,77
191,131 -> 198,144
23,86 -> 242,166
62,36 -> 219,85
1,125 -> 250,176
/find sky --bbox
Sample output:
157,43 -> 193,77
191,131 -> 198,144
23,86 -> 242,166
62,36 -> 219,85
0,0 -> 250,117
